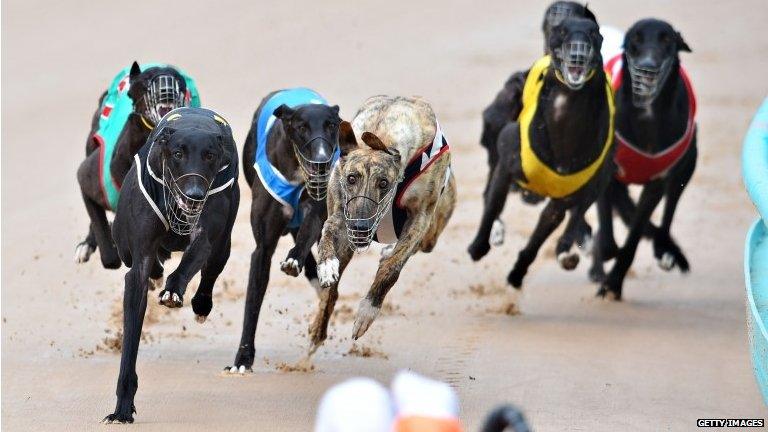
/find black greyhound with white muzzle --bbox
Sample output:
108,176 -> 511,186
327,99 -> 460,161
227,88 -> 341,374
469,17 -> 614,299
591,19 -> 696,300
76,62 -> 196,269
103,107 -> 238,423
478,2 -> 597,246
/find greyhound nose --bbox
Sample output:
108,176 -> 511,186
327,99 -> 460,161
183,186 -> 207,201
351,221 -> 373,233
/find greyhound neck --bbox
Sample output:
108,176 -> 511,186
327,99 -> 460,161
617,62 -> 688,154
266,121 -> 303,183
110,114 -> 153,186
540,72 -> 608,172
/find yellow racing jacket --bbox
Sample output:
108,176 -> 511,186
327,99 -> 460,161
516,55 -> 615,198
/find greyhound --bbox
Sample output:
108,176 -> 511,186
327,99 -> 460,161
468,17 -> 613,296
227,88 -> 341,373
75,61 -> 198,269
591,19 -> 695,300
310,95 -> 456,349
479,2 -> 597,245
102,107 -> 239,423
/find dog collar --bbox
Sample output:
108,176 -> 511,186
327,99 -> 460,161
139,115 -> 154,131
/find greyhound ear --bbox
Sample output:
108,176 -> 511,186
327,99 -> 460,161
129,61 -> 141,81
330,105 -> 340,116
361,132 -> 393,154
582,4 -> 598,24
157,127 -> 176,147
676,31 -> 692,53
338,121 -> 359,156
273,104 -> 295,120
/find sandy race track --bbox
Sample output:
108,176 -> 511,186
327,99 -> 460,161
2,0 -> 767,430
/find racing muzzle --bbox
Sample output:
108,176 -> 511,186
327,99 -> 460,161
293,136 -> 337,201
340,178 -> 398,252
143,75 -> 186,125
162,161 -> 212,235
555,39 -> 596,90
626,56 -> 672,107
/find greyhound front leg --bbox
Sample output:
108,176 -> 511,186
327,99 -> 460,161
103,256 -> 152,424
352,213 -> 428,340
589,193 -> 614,282
281,201 -> 327,278
507,201 -> 566,288
555,203 -> 590,271
159,229 -> 212,308
468,157 -> 513,261
310,215 -> 350,349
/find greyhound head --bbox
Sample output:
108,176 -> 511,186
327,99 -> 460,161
542,1 -> 597,54
623,19 -> 691,107
274,103 -> 341,200
548,17 -> 604,90
156,123 -> 230,231
127,61 -> 188,126
335,121 -> 402,251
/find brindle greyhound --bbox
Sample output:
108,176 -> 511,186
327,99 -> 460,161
591,19 -> 695,300
310,96 -> 456,349
103,107 -> 239,423
479,2 -> 597,245
227,88 -> 341,373
75,61 -> 192,270
468,17 -> 613,297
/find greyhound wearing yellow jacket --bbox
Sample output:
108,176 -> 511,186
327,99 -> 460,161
468,16 -> 614,295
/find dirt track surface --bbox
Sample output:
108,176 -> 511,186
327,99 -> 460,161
3,0 -> 767,430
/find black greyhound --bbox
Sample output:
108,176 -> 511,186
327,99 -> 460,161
103,107 -> 239,423
468,17 -> 613,292
591,19 -> 695,300
226,88 -> 341,373
479,2 -> 597,244
75,61 -> 193,270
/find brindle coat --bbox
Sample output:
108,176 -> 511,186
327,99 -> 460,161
309,96 -> 456,349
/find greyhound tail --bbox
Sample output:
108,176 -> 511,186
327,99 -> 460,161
480,405 -> 531,432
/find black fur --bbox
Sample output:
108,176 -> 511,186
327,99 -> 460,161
102,108 -> 239,423
591,19 -> 695,300
75,61 -> 187,269
480,405 -> 531,432
468,17 -> 612,289
228,91 -> 341,371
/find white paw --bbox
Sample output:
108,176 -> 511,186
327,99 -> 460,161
195,314 -> 207,324
74,242 -> 95,263
658,253 -> 675,271
227,365 -> 248,375
149,276 -> 164,291
352,298 -> 381,340
380,244 -> 395,259
279,258 -> 301,277
159,291 -> 182,307
490,219 -> 505,247
318,258 -> 339,288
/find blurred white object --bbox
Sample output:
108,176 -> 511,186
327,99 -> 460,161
600,25 -> 625,64
315,378 -> 394,432
391,370 -> 460,420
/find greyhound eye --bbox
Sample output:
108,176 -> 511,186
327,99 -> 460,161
659,33 -> 671,44
203,151 -> 215,161
173,150 -> 183,160
378,179 -> 389,189
347,174 -> 357,185
299,125 -> 308,134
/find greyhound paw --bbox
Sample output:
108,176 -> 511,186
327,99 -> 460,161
226,346 -> 255,375
596,283 -> 622,301
557,252 -> 580,270
74,241 -> 95,263
352,299 -> 380,340
490,219 -> 505,246
318,258 -> 339,288
588,265 -> 607,283
191,294 -> 212,322
507,268 -> 526,288
159,290 -> 183,308
468,239 -> 491,261
653,234 -> 690,273
280,258 -> 302,277
102,406 -> 135,424
149,276 -> 164,291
